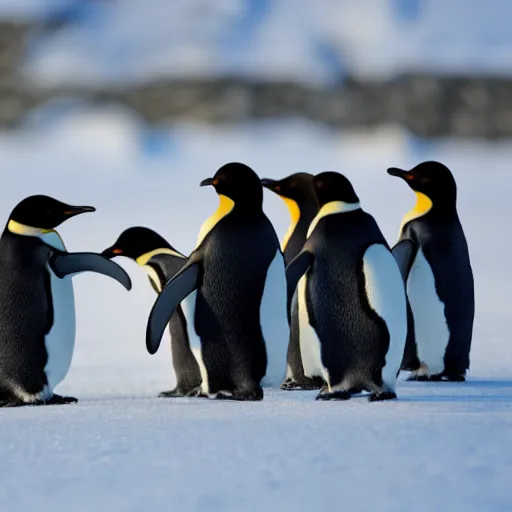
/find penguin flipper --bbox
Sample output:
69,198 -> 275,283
285,250 -> 314,314
286,250 -> 314,297
391,239 -> 417,281
50,252 -> 132,291
146,261 -> 200,355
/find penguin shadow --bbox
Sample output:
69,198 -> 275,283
397,378 -> 512,403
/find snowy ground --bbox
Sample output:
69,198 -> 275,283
1,114 -> 511,511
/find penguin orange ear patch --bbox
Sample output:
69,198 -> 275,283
113,248 -> 124,254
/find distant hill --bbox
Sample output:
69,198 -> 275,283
1,0 -> 512,138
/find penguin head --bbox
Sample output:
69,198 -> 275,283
8,195 -> 95,233
102,227 -> 176,262
261,172 -> 316,203
387,161 -> 457,207
313,172 -> 360,207
200,162 -> 263,210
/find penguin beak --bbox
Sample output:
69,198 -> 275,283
387,167 -> 415,181
101,246 -> 123,259
200,178 -> 214,187
261,178 -> 280,192
63,205 -> 96,217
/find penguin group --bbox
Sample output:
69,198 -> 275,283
0,160 -> 474,406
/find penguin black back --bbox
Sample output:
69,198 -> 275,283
0,195 -> 131,407
146,162 -> 290,401
102,227 -> 202,397
388,161 -> 474,380
262,173 -> 323,390
287,172 -> 407,401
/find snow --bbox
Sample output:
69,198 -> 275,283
0,112 -> 511,510
10,0 -> 512,86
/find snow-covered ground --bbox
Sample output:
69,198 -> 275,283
4,0 -> 512,85
1,112 -> 511,511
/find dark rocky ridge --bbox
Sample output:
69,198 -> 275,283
1,20 -> 512,138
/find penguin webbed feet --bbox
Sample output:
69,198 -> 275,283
280,376 -> 324,391
315,386 -> 351,401
0,394 -> 77,408
213,386 -> 264,401
159,386 -> 206,398
368,391 -> 397,402
407,370 -> 466,382
42,394 -> 78,405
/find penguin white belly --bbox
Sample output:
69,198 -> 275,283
40,231 -> 76,390
181,290 -> 208,393
407,247 -> 450,375
362,244 -> 407,392
260,249 -> 289,387
297,273 -> 329,385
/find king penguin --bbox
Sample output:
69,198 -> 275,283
261,173 -> 324,391
0,195 -> 131,407
145,162 -> 290,401
387,161 -> 475,381
286,172 -> 407,401
102,227 -> 202,397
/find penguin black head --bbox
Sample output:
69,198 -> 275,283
8,195 -> 95,233
102,227 -> 182,265
261,172 -> 317,204
313,172 -> 360,207
200,162 -> 263,209
387,161 -> 457,208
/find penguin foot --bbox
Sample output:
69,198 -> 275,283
214,387 -> 264,401
0,399 -> 25,408
429,373 -> 466,382
159,387 -> 201,398
0,394 -> 77,407
280,376 -> 324,391
368,391 -> 397,402
41,395 -> 78,406
406,373 -> 430,382
315,388 -> 351,401
190,387 -> 209,398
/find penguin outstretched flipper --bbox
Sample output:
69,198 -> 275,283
391,239 -> 416,282
146,260 -> 201,355
49,252 -> 132,291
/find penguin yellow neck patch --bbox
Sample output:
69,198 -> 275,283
194,194 -> 235,249
8,220 -> 67,250
307,200 -> 361,238
280,196 -> 300,252
136,248 -> 185,266
400,192 -> 433,233
7,220 -> 51,237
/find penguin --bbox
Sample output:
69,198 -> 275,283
261,173 -> 319,265
0,195 -> 131,407
145,162 -> 290,401
102,227 -> 202,397
387,161 -> 475,381
261,173 -> 324,391
286,172 -> 407,401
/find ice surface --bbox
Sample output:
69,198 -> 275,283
9,0 -> 512,86
0,113 -> 511,511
